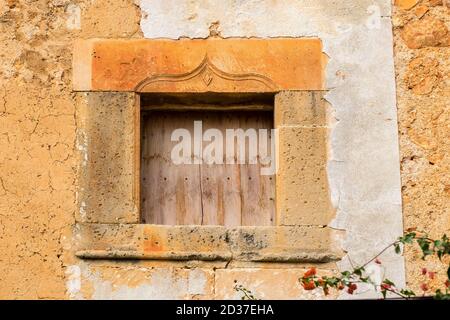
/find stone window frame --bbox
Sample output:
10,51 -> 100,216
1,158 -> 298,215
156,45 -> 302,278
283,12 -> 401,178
73,38 -> 343,263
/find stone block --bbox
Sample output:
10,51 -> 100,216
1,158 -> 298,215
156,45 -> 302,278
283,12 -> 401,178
228,226 -> 343,262
73,264 -> 215,299
401,16 -> 449,49
215,268 -> 337,300
276,127 -> 334,225
76,92 -> 139,223
75,224 -> 232,260
73,38 -> 325,92
275,91 -> 328,127
395,0 -> 420,10
75,224 -> 343,263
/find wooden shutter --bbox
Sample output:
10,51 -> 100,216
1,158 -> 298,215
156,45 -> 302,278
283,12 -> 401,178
141,104 -> 275,227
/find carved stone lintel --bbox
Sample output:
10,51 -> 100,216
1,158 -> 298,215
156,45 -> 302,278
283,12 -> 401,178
73,38 -> 325,91
135,55 -> 278,93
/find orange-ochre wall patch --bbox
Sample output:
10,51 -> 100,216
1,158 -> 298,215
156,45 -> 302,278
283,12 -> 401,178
73,38 -> 325,92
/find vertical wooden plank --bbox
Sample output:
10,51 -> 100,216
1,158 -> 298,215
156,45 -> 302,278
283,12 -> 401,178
222,113 -> 244,227
263,113 -> 276,225
258,113 -> 276,225
134,94 -> 141,221
200,112 -> 242,226
142,112 -> 168,224
198,112 -> 221,225
170,114 -> 203,225
239,112 -> 275,226
141,112 -> 158,223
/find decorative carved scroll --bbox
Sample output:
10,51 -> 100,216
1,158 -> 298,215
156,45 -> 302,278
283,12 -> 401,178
135,55 -> 278,93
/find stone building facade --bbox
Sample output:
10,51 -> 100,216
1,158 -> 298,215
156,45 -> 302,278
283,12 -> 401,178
0,0 -> 448,299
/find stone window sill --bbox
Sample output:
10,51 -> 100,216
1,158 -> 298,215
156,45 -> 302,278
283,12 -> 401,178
74,223 -> 343,263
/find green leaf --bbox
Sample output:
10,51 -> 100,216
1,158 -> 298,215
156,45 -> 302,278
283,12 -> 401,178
353,268 -> 363,277
325,277 -> 340,287
405,233 -> 416,243
341,271 -> 351,277
399,289 -> 416,297
360,277 -> 370,283
394,244 -> 401,254
433,289 -> 450,300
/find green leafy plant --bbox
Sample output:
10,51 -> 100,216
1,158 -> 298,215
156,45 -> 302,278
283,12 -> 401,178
233,282 -> 258,300
301,230 -> 450,300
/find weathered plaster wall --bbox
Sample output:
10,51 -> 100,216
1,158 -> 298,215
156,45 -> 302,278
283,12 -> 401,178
1,0 -> 434,300
138,0 -> 404,299
393,0 -> 449,292
0,0 -> 142,299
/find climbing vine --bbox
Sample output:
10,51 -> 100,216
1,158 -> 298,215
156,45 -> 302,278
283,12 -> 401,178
235,230 -> 450,300
301,229 -> 450,299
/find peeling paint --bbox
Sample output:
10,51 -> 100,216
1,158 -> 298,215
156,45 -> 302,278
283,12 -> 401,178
66,265 -> 82,299
3,0 -> 442,300
137,0 -> 405,299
